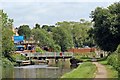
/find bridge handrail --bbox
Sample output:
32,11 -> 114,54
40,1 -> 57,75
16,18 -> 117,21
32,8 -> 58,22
23,52 -> 73,57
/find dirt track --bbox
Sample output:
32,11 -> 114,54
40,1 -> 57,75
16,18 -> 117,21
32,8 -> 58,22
93,62 -> 107,79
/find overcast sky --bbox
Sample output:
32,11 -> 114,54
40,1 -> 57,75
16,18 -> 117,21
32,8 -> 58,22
0,0 -> 119,28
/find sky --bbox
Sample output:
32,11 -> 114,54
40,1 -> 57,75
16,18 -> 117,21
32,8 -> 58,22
0,0 -> 119,28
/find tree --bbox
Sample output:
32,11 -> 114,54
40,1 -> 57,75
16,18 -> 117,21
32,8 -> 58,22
91,2 -> 120,52
42,25 -> 55,32
52,27 -> 74,51
18,25 -> 31,40
72,22 -> 92,47
34,23 -> 40,29
55,20 -> 93,48
32,28 -> 60,51
0,10 -> 14,56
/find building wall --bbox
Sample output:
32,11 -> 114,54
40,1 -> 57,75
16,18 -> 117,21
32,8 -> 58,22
68,48 -> 96,53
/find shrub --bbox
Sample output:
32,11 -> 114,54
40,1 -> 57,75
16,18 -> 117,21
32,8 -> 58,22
107,44 -> 120,71
2,58 -> 14,78
10,53 -> 26,61
35,47 -> 45,53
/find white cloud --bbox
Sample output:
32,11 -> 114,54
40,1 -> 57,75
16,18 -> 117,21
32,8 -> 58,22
0,0 -> 119,2
0,2 -> 117,28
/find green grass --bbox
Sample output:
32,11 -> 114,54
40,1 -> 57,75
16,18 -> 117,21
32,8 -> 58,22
61,62 -> 96,78
74,55 -> 92,62
99,60 -> 118,78
73,52 -> 96,62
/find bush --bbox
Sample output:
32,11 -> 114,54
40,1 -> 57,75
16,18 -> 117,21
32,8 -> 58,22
107,44 -> 120,71
35,47 -> 45,53
10,53 -> 26,61
107,52 -> 118,70
2,58 -> 14,78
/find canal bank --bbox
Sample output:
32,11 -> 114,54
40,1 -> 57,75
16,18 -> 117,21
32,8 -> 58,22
61,62 -> 97,78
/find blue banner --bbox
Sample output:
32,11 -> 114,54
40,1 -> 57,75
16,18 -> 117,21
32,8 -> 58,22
14,36 -> 24,43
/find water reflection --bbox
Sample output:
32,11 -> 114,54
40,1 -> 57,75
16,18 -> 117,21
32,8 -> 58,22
14,59 -> 73,78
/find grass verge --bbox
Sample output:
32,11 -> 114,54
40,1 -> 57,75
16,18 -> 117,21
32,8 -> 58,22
99,60 -> 118,78
61,62 -> 96,78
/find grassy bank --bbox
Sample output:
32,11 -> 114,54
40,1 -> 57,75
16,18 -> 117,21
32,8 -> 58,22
99,60 -> 118,78
74,52 -> 96,62
61,62 -> 96,78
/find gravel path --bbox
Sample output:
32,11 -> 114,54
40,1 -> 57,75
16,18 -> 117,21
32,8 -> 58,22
93,62 -> 107,79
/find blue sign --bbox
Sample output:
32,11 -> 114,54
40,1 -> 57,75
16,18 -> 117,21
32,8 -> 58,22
14,36 -> 24,43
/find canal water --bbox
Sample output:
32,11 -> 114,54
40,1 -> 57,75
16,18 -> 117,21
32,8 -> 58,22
13,59 -> 72,78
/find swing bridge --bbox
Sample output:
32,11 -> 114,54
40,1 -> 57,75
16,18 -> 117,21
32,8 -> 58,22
16,52 -> 73,66
22,52 -> 73,60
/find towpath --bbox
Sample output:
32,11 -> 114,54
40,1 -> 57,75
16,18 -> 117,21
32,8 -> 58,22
93,62 -> 107,80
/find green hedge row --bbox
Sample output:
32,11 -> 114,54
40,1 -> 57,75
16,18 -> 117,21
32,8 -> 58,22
107,45 -> 120,71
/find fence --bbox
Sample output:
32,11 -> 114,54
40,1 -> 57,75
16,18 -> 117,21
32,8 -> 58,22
22,52 -> 73,58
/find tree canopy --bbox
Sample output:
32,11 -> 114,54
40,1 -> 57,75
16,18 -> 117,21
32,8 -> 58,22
52,26 -> 74,51
55,21 -> 93,48
32,28 -> 61,51
91,2 -> 120,52
18,25 -> 31,40
34,23 -> 41,29
0,10 -> 14,56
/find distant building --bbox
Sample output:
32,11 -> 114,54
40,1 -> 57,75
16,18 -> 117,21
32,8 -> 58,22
12,27 -> 19,36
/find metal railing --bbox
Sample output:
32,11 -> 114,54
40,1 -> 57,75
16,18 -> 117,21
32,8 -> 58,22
22,52 -> 73,57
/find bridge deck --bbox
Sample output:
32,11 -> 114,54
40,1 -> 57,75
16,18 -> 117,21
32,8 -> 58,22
21,52 -> 73,59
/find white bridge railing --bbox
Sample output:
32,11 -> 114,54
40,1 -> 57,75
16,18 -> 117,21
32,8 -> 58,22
22,52 -> 73,58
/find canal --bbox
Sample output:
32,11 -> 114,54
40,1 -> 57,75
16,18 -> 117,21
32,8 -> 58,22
13,59 -> 73,78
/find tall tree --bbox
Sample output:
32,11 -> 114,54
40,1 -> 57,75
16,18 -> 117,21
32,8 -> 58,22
42,25 -> 55,32
52,27 -> 74,51
0,10 -> 14,56
34,23 -> 40,29
91,2 -> 120,52
55,20 -> 93,48
18,25 -> 31,40
32,28 -> 60,51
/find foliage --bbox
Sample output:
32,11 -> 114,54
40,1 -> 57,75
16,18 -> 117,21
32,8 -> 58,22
99,60 -> 118,78
42,25 -> 55,32
53,44 -> 61,52
61,62 -> 96,78
32,20 -> 93,52
2,58 -> 14,78
55,20 -> 94,48
74,52 -> 96,62
107,52 -> 118,70
34,23 -> 40,29
35,47 -> 45,53
52,26 -> 74,51
91,2 -> 120,52
2,28 -> 14,54
10,53 -> 26,61
1,10 -> 14,56
107,44 -> 120,72
32,28 -> 60,51
32,28 -> 54,47
18,25 -> 31,40
98,44 -> 120,78
74,24 -> 94,47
